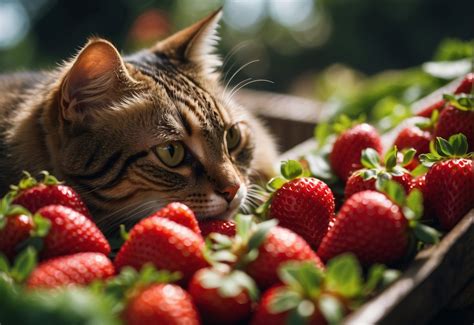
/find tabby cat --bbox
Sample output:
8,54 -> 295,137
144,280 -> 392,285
0,10 -> 277,229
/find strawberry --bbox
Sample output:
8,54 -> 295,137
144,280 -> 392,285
199,218 -> 236,237
12,172 -> 91,218
409,175 -> 434,220
318,182 -> 439,265
269,175 -> 334,249
416,99 -> 445,118
27,252 -> 114,288
205,215 -> 324,290
454,73 -> 474,94
0,195 -> 33,259
123,283 -> 200,325
344,147 -> 414,199
330,123 -> 383,182
148,202 -> 201,234
433,95 -> 474,151
394,126 -> 431,155
114,216 -> 207,284
246,226 -> 324,289
37,205 -> 110,259
420,134 -> 474,230
188,267 -> 257,324
252,257 -> 387,325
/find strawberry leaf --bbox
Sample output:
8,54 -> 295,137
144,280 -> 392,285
247,219 -> 278,251
235,214 -> 254,241
31,213 -> 51,237
401,148 -> 417,166
278,261 -> 323,299
405,189 -> 424,220
381,269 -> 401,287
435,137 -> 453,157
0,253 -> 10,273
411,164 -> 428,177
449,133 -> 468,156
314,122 -> 331,148
119,224 -> 129,241
361,148 -> 380,169
268,288 -> 302,314
362,264 -> 385,296
384,147 -> 398,170
267,177 -> 286,191
413,224 -> 441,244
10,246 -> 37,283
381,180 -> 406,207
281,160 -> 303,180
40,170 -> 62,185
325,253 -> 363,299
318,294 -> 344,325
226,270 -> 259,301
361,169 -> 377,180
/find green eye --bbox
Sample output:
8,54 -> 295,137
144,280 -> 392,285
226,124 -> 241,151
155,142 -> 185,167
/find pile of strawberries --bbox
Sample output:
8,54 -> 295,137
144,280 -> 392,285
0,74 -> 473,325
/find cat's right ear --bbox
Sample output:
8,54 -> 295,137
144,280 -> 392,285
59,39 -> 135,123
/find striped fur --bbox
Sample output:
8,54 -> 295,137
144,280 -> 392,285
0,10 -> 277,230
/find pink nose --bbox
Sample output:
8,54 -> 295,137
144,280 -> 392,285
219,184 -> 240,203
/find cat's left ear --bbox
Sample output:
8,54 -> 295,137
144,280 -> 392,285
152,9 -> 222,75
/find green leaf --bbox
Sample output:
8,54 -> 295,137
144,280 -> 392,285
248,219 -> 278,251
297,300 -> 316,318
449,133 -> 468,156
413,224 -> 441,244
375,172 -> 391,191
278,261 -> 323,299
267,177 -> 286,191
361,169 -> 377,180
314,123 -> 331,148
210,250 -> 237,263
406,189 -> 424,220
268,288 -> 302,313
0,253 -> 10,273
235,214 -> 254,241
8,205 -> 31,217
31,214 -> 51,237
435,137 -> 453,156
402,148 -> 417,166
411,164 -> 428,177
255,199 -> 271,217
325,253 -> 363,298
363,264 -> 386,295
381,180 -> 406,206
381,269 -> 401,288
361,148 -> 380,169
414,117 -> 432,130
280,160 -> 303,180
318,294 -> 344,325
384,147 -> 398,170
228,270 -> 260,301
119,224 -> 129,241
11,246 -> 37,283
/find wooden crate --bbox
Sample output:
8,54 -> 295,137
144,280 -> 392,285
237,77 -> 474,324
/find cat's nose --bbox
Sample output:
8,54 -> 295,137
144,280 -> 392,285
219,184 -> 240,203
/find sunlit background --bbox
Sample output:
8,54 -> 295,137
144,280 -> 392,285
0,0 -> 473,123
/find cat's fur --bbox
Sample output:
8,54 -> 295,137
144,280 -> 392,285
0,10 -> 277,229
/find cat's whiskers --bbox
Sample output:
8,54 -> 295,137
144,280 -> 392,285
223,59 -> 259,95
224,78 -> 274,107
221,41 -> 251,73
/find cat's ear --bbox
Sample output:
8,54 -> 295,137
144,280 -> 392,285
152,9 -> 222,75
59,39 -> 135,123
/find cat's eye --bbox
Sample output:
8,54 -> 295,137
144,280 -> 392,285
226,124 -> 241,151
155,142 -> 185,167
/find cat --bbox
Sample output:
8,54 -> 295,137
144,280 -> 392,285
0,9 -> 278,230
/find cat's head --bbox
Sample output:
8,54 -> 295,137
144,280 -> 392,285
44,9 -> 275,228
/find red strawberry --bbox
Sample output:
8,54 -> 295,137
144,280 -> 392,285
455,73 -> 474,94
27,252 -> 114,288
270,177 -> 334,249
148,202 -> 200,234
394,127 -> 431,156
246,226 -> 324,289
37,205 -> 110,259
114,216 -> 207,284
13,172 -> 91,218
344,147 -> 414,199
188,268 -> 255,324
330,123 -> 383,182
421,134 -> 474,230
0,214 -> 32,260
318,184 -> 439,265
123,283 -> 200,325
433,102 -> 474,152
199,218 -> 236,237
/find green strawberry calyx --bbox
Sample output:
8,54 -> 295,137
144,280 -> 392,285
0,246 -> 38,283
355,146 -> 415,190
381,180 -> 441,245
0,193 -> 32,230
420,133 -> 473,168
443,93 -> 474,112
9,171 -> 63,196
268,254 -> 400,324
414,109 -> 439,131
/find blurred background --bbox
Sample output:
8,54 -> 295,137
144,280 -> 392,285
0,0 -> 473,127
